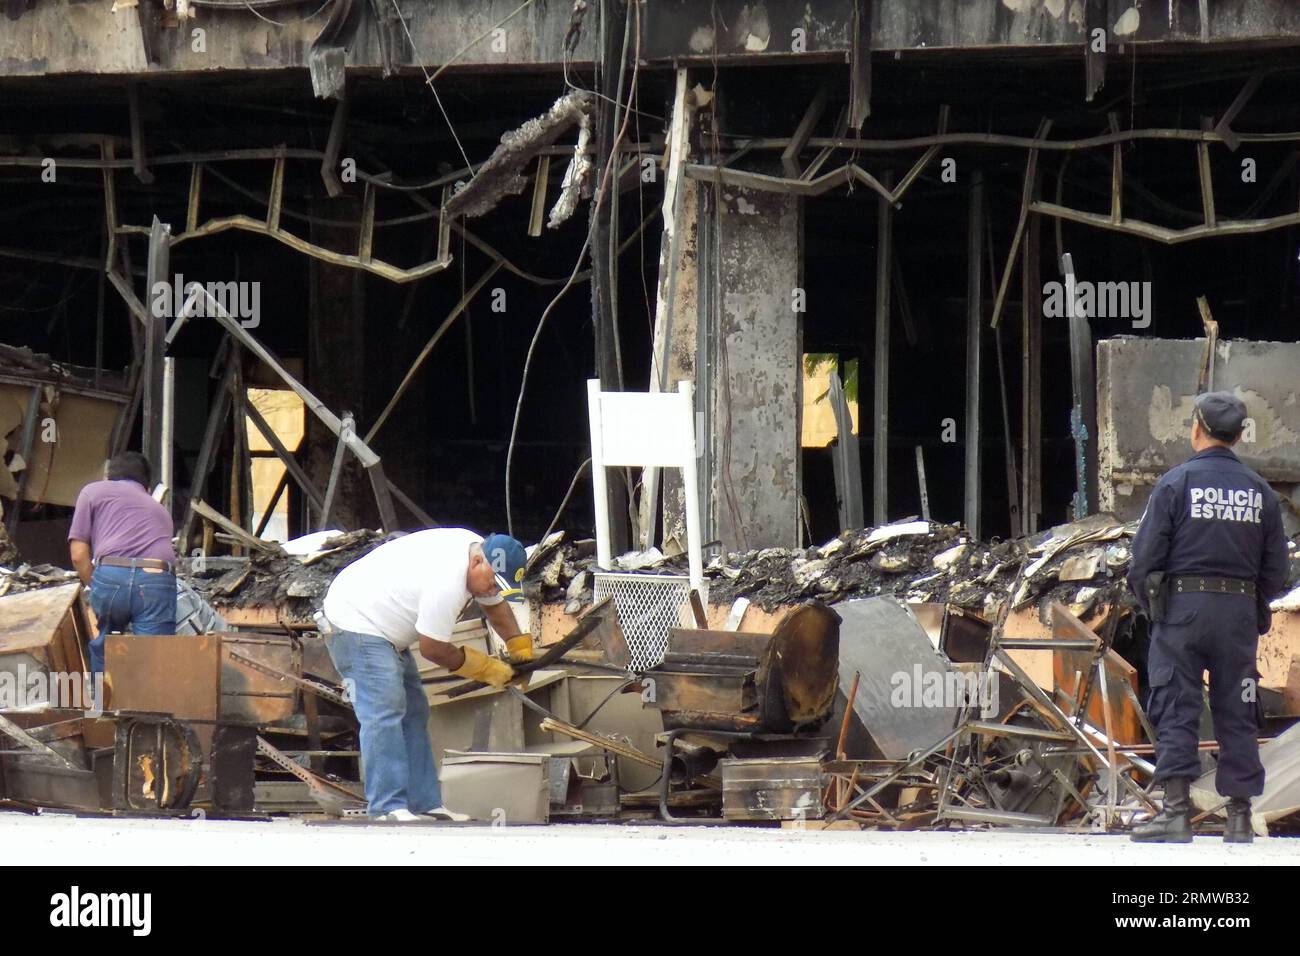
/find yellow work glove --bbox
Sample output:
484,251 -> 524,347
454,647 -> 515,688
505,633 -> 534,664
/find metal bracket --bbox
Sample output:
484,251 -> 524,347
228,649 -> 353,709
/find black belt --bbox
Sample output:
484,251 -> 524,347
95,556 -> 174,574
1170,576 -> 1255,598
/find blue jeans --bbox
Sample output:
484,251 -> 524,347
87,566 -> 178,675
325,630 -> 441,816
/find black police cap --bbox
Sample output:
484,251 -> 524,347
1194,390 -> 1247,440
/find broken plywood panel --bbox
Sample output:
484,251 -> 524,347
0,582 -> 91,685
0,385 -> 124,508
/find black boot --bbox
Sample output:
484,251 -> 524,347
1131,777 -> 1193,843
1224,798 -> 1254,844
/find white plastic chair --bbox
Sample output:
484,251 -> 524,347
586,379 -> 704,590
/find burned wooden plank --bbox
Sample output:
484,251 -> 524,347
191,499 -> 280,555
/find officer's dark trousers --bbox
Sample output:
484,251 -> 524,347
1147,592 -> 1264,797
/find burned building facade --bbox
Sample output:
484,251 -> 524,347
1,1 -> 1300,573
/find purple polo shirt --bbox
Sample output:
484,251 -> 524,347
68,479 -> 176,564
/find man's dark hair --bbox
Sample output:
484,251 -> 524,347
105,451 -> 152,488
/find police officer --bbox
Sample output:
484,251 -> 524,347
1127,391 -> 1289,843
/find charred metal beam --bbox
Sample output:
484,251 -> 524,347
782,83 -> 830,178
244,398 -> 326,512
1021,199 -> 1042,534
1029,201 -> 1300,243
1213,71 -> 1265,152
308,0 -> 359,99
591,0 -> 628,554
1083,0 -> 1106,102
963,171 -> 983,538
320,86 -> 349,198
872,171 -> 892,526
178,356 -> 236,549
990,118 -> 1050,331
141,216 -> 170,468
127,83 -> 153,185
1197,117 -> 1217,227
848,0 -> 872,128
1109,112 -> 1123,224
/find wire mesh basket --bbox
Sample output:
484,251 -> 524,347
592,572 -> 699,672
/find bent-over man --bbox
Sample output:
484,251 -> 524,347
321,528 -> 531,821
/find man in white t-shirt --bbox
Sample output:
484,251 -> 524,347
321,528 -> 531,821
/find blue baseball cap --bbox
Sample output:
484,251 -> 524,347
481,533 -> 527,598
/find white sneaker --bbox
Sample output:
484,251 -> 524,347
374,808 -> 421,822
422,805 -> 471,822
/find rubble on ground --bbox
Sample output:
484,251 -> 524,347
5,517 -> 1300,834
182,528 -> 397,617
525,515 -> 1219,619
0,561 -> 78,596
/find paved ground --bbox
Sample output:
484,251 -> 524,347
2,812 -> 1296,864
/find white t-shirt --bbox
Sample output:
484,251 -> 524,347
322,528 -> 482,650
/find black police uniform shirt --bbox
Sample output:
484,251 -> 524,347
1127,445 -> 1289,632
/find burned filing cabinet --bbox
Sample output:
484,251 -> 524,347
105,633 -> 304,815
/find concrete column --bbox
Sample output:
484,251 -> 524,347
710,186 -> 802,553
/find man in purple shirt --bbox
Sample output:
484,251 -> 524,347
68,452 -> 178,674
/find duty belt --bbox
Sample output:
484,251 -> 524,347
95,556 -> 174,574
1170,576 -> 1256,599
